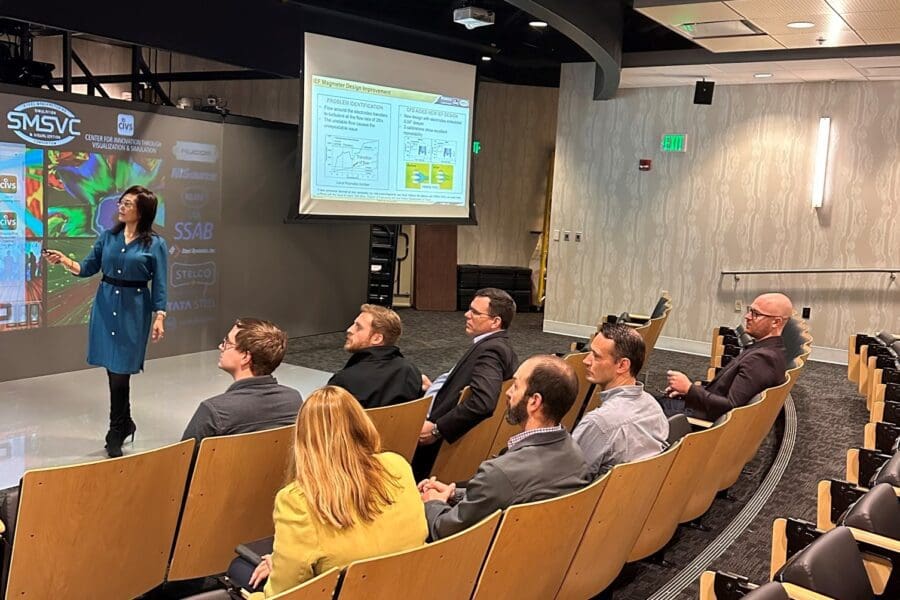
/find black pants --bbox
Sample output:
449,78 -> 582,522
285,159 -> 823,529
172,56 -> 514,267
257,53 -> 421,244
106,370 -> 133,438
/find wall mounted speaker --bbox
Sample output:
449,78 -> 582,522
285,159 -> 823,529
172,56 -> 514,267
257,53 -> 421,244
694,80 -> 715,105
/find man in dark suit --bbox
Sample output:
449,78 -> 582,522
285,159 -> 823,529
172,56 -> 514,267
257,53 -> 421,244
419,354 -> 590,540
412,288 -> 518,478
662,292 -> 793,421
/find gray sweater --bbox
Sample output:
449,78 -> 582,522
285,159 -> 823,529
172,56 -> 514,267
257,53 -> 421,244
425,428 -> 590,540
181,375 -> 302,444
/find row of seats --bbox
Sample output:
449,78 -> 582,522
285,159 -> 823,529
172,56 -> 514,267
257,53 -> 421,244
699,330 -> 900,599
0,313 -> 812,599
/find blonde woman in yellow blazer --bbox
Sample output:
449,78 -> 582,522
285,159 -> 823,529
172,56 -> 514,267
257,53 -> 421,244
247,385 -> 427,598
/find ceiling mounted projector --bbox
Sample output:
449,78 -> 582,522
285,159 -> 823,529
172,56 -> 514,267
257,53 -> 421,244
453,6 -> 495,29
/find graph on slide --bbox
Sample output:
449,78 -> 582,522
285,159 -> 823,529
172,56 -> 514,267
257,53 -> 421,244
325,136 -> 380,181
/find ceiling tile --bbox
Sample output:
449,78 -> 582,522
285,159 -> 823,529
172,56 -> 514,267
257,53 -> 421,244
635,2 -> 743,27
695,34 -> 786,51
748,13 -> 852,34
845,54 -> 900,65
771,29 -> 865,47
726,0 -> 838,18
776,58 -> 855,69
857,28 -> 900,42
791,68 -> 868,79
706,60 -> 793,72
827,0 -> 900,12
841,10 -> 900,29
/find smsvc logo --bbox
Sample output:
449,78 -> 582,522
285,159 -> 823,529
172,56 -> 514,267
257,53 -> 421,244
7,101 -> 82,147
117,114 -> 135,136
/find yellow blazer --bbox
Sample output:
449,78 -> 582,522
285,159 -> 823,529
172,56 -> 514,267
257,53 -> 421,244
255,452 -> 427,598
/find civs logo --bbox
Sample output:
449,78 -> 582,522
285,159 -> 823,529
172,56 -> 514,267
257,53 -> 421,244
0,212 -> 18,230
0,175 -> 18,194
7,101 -> 82,146
117,114 -> 135,136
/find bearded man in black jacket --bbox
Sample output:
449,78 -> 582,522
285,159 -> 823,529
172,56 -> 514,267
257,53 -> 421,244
328,304 -> 423,409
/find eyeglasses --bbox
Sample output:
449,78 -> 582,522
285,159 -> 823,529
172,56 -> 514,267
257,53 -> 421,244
218,336 -> 237,351
746,306 -> 781,320
116,199 -> 136,208
467,305 -> 494,318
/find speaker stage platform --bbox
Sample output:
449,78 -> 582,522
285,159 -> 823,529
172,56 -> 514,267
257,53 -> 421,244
0,351 -> 331,490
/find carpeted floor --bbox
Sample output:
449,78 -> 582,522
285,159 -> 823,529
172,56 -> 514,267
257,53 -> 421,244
284,308 -> 867,600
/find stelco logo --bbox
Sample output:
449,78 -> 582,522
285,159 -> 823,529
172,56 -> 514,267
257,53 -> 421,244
7,101 -> 82,146
0,175 -> 17,194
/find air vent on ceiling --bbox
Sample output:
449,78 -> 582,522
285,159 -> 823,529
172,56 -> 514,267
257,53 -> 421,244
678,20 -> 764,39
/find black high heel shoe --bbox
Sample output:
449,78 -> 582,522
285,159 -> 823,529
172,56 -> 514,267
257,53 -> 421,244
124,420 -> 137,444
105,430 -> 124,458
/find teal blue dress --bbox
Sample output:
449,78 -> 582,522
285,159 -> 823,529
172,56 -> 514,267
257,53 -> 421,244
76,230 -> 168,374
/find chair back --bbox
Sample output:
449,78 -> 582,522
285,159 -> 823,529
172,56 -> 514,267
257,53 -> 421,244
629,417 -> 729,562
556,442 -> 680,599
6,440 -> 194,599
559,352 -> 594,431
472,476 -> 608,600
270,568 -> 341,600
680,411 -> 738,523
366,396 -> 432,462
641,297 -> 672,367
715,395 -> 769,492
431,381 -> 513,482
338,511 -> 501,600
168,426 -> 293,581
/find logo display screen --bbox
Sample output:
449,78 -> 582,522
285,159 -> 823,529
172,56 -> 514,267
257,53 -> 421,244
0,90 -> 222,334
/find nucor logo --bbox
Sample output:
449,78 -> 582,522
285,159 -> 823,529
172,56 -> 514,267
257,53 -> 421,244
7,101 -> 82,146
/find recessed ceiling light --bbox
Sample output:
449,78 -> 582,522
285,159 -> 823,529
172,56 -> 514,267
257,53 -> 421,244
481,55 -> 492,62
529,21 -> 548,28
754,72 -> 773,78
787,21 -> 815,29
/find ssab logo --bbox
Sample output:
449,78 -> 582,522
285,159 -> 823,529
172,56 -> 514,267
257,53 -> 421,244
117,114 -> 135,136
7,101 -> 81,146
174,221 -> 214,241
0,175 -> 17,194
0,212 -> 17,230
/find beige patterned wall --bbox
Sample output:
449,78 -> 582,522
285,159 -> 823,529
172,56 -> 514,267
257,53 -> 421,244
458,82 -> 559,268
546,63 -> 900,355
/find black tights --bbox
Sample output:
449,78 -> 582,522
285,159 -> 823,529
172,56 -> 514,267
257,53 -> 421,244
106,370 -> 133,436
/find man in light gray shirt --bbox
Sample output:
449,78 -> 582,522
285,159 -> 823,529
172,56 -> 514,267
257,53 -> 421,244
573,322 -> 669,479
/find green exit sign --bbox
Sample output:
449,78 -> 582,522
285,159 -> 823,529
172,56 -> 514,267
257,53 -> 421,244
661,133 -> 687,153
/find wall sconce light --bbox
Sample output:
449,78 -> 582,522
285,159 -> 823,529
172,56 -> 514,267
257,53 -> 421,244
811,116 -> 831,208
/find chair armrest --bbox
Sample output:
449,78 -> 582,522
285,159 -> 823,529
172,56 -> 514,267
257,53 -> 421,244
847,526 -> 900,553
688,417 -> 714,429
781,582 -> 838,600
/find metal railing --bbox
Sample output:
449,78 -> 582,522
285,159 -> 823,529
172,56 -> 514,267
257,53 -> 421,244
722,268 -> 897,282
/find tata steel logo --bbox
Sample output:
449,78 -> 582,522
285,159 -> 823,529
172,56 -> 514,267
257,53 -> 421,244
7,101 -> 82,146
0,175 -> 17,194
0,212 -> 17,230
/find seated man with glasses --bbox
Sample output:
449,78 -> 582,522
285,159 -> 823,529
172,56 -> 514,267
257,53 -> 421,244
661,292 -> 793,421
182,317 -> 302,444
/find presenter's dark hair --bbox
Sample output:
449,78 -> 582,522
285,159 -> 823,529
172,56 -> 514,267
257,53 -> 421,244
475,287 -> 516,329
110,185 -> 158,247
524,355 -> 578,424
599,322 -> 646,377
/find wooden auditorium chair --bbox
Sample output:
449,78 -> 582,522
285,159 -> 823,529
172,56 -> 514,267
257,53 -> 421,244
5,440 -> 194,599
430,380 -> 513,483
168,426 -> 293,582
365,395 -> 432,462
336,511 -> 501,600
